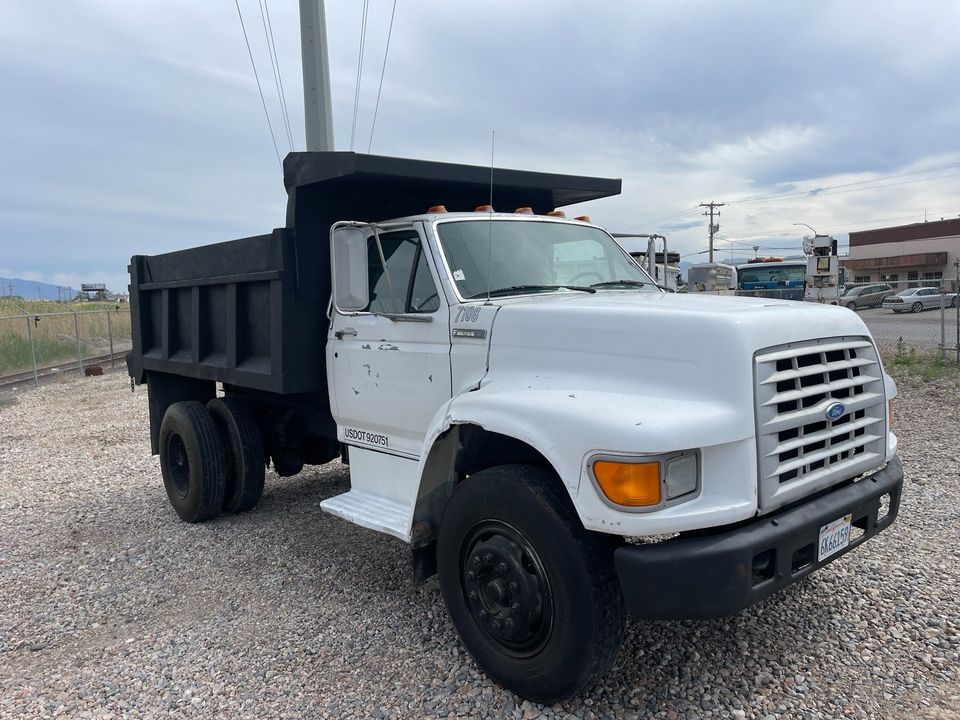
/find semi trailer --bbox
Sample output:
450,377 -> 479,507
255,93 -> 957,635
127,151 -> 903,702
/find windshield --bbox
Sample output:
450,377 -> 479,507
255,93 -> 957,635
737,264 -> 806,287
435,219 -> 657,299
895,289 -> 918,296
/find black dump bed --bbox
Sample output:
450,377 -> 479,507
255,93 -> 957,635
127,151 -> 621,395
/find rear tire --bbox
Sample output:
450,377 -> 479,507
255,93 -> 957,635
159,401 -> 226,523
207,396 -> 265,513
436,464 -> 624,703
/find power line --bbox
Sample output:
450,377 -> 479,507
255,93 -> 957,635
234,0 -> 282,167
725,161 -> 960,206
367,0 -> 398,154
259,0 -> 294,151
637,159 -> 960,231
350,0 -> 371,151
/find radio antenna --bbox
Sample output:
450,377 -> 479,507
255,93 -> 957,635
486,130 -> 495,304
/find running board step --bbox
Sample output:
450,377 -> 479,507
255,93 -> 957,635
320,489 -> 411,542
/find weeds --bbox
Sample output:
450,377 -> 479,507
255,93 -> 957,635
0,299 -> 132,376
885,336 -> 960,384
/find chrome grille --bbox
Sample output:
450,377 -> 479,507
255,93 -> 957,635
754,337 -> 886,512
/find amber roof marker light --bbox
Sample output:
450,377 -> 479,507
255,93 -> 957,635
427,205 -> 447,213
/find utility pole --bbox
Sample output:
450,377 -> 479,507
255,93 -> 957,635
299,0 -> 334,151
699,202 -> 725,263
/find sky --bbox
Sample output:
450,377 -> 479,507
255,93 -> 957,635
2,0 -> 960,292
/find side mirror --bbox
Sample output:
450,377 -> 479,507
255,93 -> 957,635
331,225 -> 369,311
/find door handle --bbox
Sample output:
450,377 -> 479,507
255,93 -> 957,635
335,327 -> 357,340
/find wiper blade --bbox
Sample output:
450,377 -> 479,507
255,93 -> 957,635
469,284 -> 596,299
590,279 -> 648,288
590,279 -> 675,292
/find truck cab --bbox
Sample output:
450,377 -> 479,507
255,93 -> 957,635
127,152 -> 903,703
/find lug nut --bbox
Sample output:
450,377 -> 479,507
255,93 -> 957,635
508,581 -> 519,592
466,570 -> 475,580
496,562 -> 508,574
491,619 -> 501,630
472,555 -> 481,565
482,553 -> 492,563
504,618 -> 515,630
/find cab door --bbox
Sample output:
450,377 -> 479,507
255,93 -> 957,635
328,223 -> 452,458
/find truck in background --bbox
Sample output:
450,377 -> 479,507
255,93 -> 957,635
802,234 -> 843,304
686,262 -> 738,294
127,152 -> 903,702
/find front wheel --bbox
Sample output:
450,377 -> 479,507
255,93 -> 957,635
437,464 -> 624,703
847,301 -> 857,311
912,301 -> 923,313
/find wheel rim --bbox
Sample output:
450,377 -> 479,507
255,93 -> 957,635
913,302 -> 922,312
460,520 -> 554,658
165,434 -> 190,499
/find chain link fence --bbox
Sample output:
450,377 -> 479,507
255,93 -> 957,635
838,279 -> 960,361
701,277 -> 960,362
0,307 -> 132,387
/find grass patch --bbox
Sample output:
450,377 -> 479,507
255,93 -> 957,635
884,337 -> 960,383
0,300 -> 132,376
0,332 -> 87,375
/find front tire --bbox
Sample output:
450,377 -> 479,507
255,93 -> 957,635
912,301 -> 923,313
847,301 -> 857,311
158,401 -> 226,522
437,464 -> 624,703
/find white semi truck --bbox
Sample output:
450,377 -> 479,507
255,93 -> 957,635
128,152 -> 903,703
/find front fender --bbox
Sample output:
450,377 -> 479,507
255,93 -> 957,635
414,386 -> 760,536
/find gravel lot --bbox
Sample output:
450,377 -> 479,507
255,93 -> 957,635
0,369 -> 958,719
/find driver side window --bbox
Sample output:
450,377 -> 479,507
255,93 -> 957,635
367,230 -> 440,314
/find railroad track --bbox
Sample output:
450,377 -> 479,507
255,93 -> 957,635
0,351 -> 128,390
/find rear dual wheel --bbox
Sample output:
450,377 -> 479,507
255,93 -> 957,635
158,397 -> 265,522
207,397 -> 265,514
437,464 -> 624,703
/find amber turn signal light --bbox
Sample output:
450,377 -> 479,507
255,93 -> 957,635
593,461 -> 661,507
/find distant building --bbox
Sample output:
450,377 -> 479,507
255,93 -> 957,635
841,217 -> 960,289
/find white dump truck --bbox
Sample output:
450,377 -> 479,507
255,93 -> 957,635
128,152 -> 903,703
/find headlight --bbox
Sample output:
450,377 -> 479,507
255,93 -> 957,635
665,452 -> 698,500
589,449 -> 700,510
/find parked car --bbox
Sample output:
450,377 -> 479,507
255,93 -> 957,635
839,283 -> 894,310
882,287 -> 960,313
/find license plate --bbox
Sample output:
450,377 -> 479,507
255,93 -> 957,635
817,514 -> 852,562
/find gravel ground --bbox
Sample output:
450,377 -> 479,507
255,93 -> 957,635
0,369 -> 958,719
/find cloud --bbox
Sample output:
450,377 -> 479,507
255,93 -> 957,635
1,0 -> 960,289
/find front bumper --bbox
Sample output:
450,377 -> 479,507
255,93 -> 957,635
614,455 -> 903,620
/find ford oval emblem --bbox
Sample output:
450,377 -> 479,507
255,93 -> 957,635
825,402 -> 846,420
